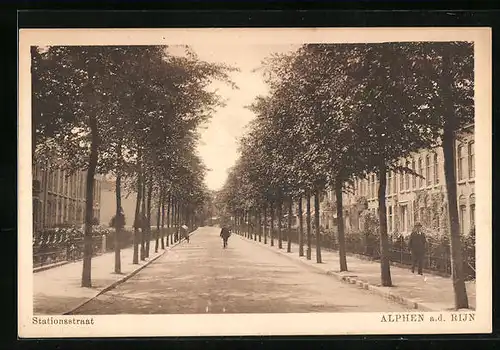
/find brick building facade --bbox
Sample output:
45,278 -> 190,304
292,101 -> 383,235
32,163 -> 102,232
318,125 -> 475,237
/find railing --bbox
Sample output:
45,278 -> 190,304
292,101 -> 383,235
33,230 -> 105,269
33,225 -> 197,270
239,226 -> 475,281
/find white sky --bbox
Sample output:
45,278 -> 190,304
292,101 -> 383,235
175,44 -> 300,191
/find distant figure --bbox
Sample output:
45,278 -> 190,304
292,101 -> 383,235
181,224 -> 190,243
220,226 -> 231,248
409,222 -> 426,275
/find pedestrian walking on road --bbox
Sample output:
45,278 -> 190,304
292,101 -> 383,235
181,224 -> 190,243
409,222 -> 426,275
220,226 -> 231,248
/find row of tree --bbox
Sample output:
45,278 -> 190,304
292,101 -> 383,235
218,42 -> 474,309
32,45 -> 236,287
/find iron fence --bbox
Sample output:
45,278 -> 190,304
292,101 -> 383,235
33,230 -> 105,268
33,225 -> 195,269
257,227 -> 475,281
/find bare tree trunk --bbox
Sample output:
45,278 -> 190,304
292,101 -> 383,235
140,174 -> 147,260
306,192 -> 312,260
174,198 -> 178,243
248,211 -> 250,238
250,211 -> 254,240
257,209 -> 262,242
335,181 -> 348,272
171,199 -> 175,242
243,211 -> 247,238
263,204 -> 267,244
132,159 -> 142,265
155,185 -> 162,253
146,176 -> 153,257
237,212 -> 244,236
114,172 -> 122,274
314,188 -> 322,263
287,198 -> 292,253
81,115 -> 99,287
114,141 -> 122,274
166,193 -> 171,247
441,51 -> 469,309
443,130 -> 469,308
254,209 -> 258,241
378,161 -> 392,286
298,196 -> 304,257
270,202 -> 275,247
278,198 -> 283,249
248,212 -> 252,236
176,202 -> 181,242
161,189 -> 166,250
240,212 -> 243,237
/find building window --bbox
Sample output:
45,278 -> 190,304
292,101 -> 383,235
459,205 -> 467,235
371,175 -> 375,198
54,170 -> 59,194
418,158 -> 423,188
405,160 -> 410,191
425,155 -> 431,186
67,175 -> 71,197
470,204 -> 475,230
400,205 -> 408,233
58,200 -> 63,224
399,169 -> 404,193
457,144 -> 464,181
468,141 -> 475,179
388,206 -> 393,232
387,172 -> 392,194
470,193 -> 475,231
54,171 -> 58,192
47,170 -> 52,191
412,160 -> 416,188
392,171 -> 397,194
82,175 -> 85,199
60,171 -> 65,194
434,153 -> 439,184
47,199 -> 52,227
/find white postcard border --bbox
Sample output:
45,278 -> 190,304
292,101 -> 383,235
18,27 -> 492,337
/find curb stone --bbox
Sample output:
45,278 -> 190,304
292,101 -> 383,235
34,261 -> 70,273
63,231 -> 196,315
236,234 -> 437,312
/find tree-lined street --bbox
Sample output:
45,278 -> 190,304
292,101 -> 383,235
71,227 -> 410,314
31,42 -> 476,315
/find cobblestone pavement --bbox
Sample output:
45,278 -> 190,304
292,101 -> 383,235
73,227 -> 411,314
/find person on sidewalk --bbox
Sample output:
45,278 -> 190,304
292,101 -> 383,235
409,222 -> 426,275
220,226 -> 231,248
181,224 -> 190,243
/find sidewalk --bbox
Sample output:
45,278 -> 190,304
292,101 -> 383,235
34,234 -> 192,315
237,235 -> 476,311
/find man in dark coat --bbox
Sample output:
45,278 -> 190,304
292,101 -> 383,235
409,222 -> 426,275
220,226 -> 231,248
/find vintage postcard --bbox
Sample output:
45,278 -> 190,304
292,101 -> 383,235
18,27 -> 492,337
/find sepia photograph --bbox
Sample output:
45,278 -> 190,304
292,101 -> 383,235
18,27 -> 491,337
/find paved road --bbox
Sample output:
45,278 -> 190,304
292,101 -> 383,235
73,227 -> 410,314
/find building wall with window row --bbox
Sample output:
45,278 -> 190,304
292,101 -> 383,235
32,162 -> 102,232
323,127 -> 475,237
